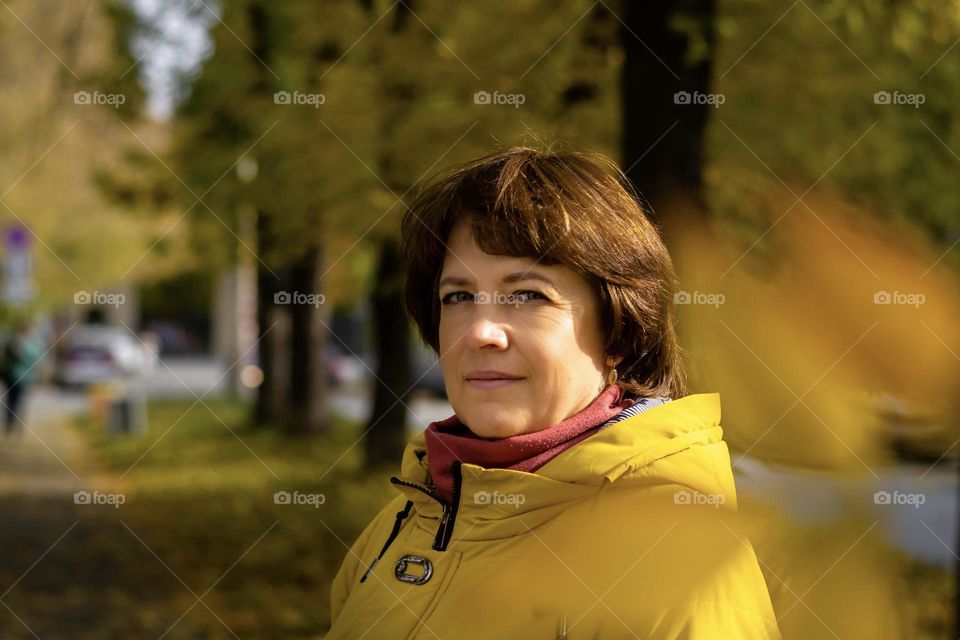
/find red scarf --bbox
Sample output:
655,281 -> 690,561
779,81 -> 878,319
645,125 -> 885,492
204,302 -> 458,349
424,384 -> 634,504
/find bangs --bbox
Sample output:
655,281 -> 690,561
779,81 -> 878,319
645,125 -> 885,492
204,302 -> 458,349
433,151 -> 623,270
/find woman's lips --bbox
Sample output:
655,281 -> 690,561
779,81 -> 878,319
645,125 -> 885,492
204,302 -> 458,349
466,378 -> 524,390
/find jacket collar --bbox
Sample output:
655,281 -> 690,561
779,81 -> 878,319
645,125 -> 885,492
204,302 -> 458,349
389,393 -> 728,541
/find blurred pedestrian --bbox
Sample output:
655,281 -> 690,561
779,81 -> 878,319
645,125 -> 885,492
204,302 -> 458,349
0,316 -> 46,437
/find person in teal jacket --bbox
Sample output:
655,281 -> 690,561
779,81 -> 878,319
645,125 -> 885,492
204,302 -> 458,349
1,317 -> 46,436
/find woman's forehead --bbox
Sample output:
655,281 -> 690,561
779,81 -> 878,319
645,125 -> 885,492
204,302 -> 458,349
443,227 -> 544,269
436,216 -> 595,294
444,221 -> 543,265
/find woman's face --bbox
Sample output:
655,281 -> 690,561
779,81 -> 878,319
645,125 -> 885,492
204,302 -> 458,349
437,220 -> 614,438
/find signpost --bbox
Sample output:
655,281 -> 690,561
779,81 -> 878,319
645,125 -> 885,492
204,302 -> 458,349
2,225 -> 34,305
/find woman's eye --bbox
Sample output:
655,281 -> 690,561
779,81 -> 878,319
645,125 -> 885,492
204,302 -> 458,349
440,291 -> 472,304
439,290 -> 547,305
513,290 -> 545,303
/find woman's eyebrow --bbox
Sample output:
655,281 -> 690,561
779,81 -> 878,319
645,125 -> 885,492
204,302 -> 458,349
501,271 -> 557,287
438,270 -> 557,289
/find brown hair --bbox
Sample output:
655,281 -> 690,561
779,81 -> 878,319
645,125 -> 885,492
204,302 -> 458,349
400,146 -> 687,399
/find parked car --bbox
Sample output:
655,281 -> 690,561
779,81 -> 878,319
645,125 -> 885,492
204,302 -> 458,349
325,343 -> 371,387
323,341 -> 446,398
55,325 -> 156,388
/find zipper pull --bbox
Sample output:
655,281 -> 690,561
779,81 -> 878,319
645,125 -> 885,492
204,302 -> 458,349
434,503 -> 452,548
360,500 -> 414,583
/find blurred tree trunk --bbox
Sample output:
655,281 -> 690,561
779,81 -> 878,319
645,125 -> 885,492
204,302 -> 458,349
287,247 -> 331,435
620,0 -> 716,233
254,217 -> 288,425
365,234 -> 412,466
363,1 -> 419,467
247,0 -> 290,427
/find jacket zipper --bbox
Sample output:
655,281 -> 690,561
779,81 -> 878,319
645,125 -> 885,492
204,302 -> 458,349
359,464 -> 463,584
433,461 -> 462,551
387,460 -> 463,552
389,476 -> 438,500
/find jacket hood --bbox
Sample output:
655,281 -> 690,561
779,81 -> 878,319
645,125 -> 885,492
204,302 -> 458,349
390,392 -> 735,541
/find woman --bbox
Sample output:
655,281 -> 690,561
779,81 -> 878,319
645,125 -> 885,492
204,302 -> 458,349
327,147 -> 780,639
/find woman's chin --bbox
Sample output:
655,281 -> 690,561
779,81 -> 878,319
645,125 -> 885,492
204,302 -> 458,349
460,408 -> 528,439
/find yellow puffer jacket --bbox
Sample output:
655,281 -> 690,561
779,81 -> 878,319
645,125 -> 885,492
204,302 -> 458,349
327,393 -> 781,639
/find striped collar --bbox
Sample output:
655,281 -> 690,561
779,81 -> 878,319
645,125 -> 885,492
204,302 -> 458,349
600,395 -> 673,429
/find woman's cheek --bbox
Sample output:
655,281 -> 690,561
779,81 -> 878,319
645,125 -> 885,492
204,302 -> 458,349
437,315 -> 458,344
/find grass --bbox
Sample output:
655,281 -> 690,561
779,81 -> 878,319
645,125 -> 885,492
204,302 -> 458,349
0,396 -> 396,640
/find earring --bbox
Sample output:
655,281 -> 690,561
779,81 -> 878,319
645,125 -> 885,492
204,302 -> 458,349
607,366 -> 618,386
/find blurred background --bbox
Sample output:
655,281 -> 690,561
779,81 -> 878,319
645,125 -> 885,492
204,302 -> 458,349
0,0 -> 959,638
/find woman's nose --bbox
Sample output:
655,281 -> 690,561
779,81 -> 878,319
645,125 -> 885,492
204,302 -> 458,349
465,308 -> 509,350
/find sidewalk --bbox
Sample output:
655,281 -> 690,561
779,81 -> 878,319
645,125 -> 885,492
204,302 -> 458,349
0,386 -> 90,496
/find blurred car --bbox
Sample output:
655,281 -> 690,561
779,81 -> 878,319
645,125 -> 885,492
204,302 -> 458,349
55,325 -> 156,388
144,320 -> 201,355
325,343 -> 371,387
323,341 -> 446,398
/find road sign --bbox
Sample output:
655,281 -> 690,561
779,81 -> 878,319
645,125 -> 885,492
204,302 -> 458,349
3,225 -> 35,305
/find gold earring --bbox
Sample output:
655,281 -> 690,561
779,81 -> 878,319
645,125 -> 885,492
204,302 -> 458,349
607,366 -> 618,386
